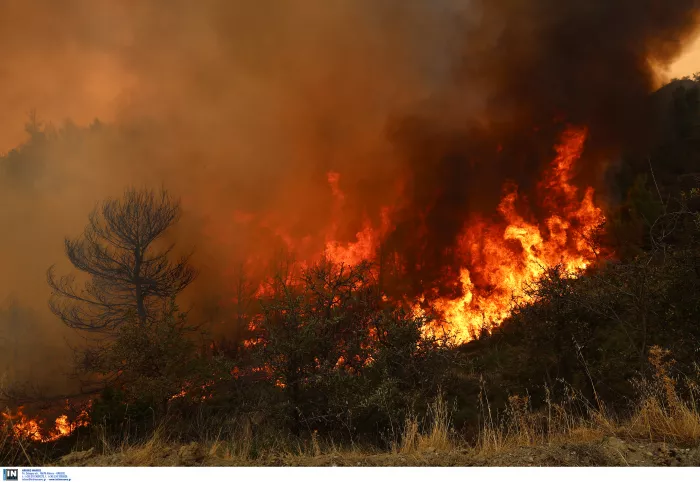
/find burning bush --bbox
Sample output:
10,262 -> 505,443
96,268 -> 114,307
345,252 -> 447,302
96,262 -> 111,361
239,258 -> 462,442
467,184 -> 700,416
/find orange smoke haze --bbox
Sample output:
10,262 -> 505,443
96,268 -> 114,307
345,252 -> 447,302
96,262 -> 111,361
0,0 -> 462,394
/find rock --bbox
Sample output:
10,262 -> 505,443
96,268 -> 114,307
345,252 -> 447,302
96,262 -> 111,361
603,437 -> 627,451
60,448 -> 95,464
177,442 -> 205,466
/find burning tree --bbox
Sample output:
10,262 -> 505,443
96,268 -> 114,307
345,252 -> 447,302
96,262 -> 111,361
47,187 -> 197,332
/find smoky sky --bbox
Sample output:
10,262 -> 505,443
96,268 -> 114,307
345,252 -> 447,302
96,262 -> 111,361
385,0 -> 700,299
0,1 -> 698,394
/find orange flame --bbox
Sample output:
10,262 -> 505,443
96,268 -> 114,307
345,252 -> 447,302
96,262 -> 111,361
323,171 -> 384,266
231,125 -> 605,350
2,405 -> 90,442
425,126 -> 604,342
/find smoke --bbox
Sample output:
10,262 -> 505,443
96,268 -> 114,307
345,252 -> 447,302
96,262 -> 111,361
385,0 -> 700,299
0,1 -> 698,394
0,0 -> 462,394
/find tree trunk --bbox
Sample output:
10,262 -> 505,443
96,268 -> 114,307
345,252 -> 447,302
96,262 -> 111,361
134,248 -> 147,325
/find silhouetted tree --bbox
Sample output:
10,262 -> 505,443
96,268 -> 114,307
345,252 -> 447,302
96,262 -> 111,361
47,188 -> 196,333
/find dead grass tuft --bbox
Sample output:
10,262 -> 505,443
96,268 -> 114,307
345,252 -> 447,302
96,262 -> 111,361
398,394 -> 454,454
624,346 -> 700,445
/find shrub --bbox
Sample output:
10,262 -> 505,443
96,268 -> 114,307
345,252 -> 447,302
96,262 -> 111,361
83,300 -> 208,435
246,258 -> 462,443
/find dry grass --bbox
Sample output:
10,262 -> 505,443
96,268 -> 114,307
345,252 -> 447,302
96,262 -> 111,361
476,346 -> 700,454
627,397 -> 700,444
0,422 -> 30,465
397,395 -> 454,454
113,432 -> 169,466
476,392 -> 612,455
624,347 -> 700,445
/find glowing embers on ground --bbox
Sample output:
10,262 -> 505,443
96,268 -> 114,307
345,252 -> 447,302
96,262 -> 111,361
169,379 -> 216,402
2,405 -> 90,442
426,126 -> 604,343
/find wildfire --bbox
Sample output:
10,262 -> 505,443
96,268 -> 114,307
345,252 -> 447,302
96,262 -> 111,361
426,126 -> 604,342
2,407 -> 42,441
232,125 -> 605,348
323,171 -> 390,267
2,405 -> 90,442
169,380 -> 217,402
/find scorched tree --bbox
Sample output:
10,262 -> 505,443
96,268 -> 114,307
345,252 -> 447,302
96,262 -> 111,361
47,187 -> 196,333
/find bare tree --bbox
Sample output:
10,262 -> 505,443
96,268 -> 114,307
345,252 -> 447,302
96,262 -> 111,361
47,188 -> 197,333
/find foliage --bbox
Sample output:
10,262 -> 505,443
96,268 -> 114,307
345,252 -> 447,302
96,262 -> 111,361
83,301 -> 207,419
247,258 -> 462,442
